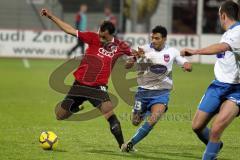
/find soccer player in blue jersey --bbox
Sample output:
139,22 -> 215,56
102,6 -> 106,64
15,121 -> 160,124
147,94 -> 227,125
181,1 -> 240,159
121,25 -> 192,152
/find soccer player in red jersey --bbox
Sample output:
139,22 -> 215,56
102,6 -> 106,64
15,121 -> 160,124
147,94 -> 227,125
41,8 -> 135,149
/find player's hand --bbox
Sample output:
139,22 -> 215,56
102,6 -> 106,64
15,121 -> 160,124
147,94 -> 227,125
180,48 -> 196,56
40,8 -> 51,18
125,59 -> 135,69
133,47 -> 145,58
137,47 -> 145,57
182,62 -> 192,72
131,49 -> 137,56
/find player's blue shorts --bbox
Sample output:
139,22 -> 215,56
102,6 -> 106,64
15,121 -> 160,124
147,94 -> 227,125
199,79 -> 240,114
132,87 -> 170,116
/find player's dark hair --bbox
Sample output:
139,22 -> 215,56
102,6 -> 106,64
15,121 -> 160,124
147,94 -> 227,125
100,21 -> 115,35
152,25 -> 167,38
220,1 -> 240,21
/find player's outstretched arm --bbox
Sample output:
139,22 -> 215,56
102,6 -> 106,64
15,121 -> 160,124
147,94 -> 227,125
181,43 -> 230,56
40,8 -> 76,36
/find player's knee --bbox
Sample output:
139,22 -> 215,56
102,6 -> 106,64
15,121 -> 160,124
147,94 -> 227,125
55,101 -> 73,120
132,116 -> 141,126
132,113 -> 142,126
149,115 -> 159,125
210,126 -> 222,140
101,101 -> 114,114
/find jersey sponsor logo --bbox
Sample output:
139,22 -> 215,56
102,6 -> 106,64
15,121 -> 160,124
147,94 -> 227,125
98,47 -> 117,58
98,42 -> 118,58
164,54 -> 170,62
149,64 -> 167,74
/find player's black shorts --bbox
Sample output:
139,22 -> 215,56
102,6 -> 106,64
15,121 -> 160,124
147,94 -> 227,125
62,80 -> 110,112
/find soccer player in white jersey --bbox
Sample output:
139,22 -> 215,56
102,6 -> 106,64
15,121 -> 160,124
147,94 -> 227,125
121,25 -> 192,152
181,1 -> 240,159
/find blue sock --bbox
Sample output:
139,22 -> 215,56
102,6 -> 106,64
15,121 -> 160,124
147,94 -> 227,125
131,122 -> 153,145
202,142 -> 221,160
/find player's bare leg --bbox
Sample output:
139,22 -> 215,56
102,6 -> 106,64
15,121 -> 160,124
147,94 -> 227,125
148,104 -> 166,125
99,101 -> 114,119
203,100 -> 239,159
55,101 -> 73,120
122,104 -> 166,152
192,109 -> 214,145
54,98 -> 85,120
210,100 -> 239,142
99,101 -> 124,149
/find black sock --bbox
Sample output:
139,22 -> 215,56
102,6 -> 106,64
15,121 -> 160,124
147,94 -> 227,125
107,114 -> 124,148
196,127 -> 210,145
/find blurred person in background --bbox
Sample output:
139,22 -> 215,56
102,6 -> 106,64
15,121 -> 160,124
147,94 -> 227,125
104,6 -> 117,29
67,4 -> 88,58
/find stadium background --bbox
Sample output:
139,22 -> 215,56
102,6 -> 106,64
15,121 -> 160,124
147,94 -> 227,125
0,0 -> 239,160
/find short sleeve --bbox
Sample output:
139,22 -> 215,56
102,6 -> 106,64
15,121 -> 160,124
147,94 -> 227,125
76,31 -> 96,44
220,29 -> 240,50
173,48 -> 188,66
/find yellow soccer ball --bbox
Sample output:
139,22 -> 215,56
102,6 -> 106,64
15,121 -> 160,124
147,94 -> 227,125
39,131 -> 58,150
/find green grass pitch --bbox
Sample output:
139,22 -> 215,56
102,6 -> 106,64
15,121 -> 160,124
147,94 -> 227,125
0,59 -> 239,160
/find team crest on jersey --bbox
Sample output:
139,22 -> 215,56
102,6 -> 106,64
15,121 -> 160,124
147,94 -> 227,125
105,42 -> 118,52
164,54 -> 170,62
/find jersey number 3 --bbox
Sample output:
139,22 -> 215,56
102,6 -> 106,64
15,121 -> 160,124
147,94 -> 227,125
134,101 -> 142,111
